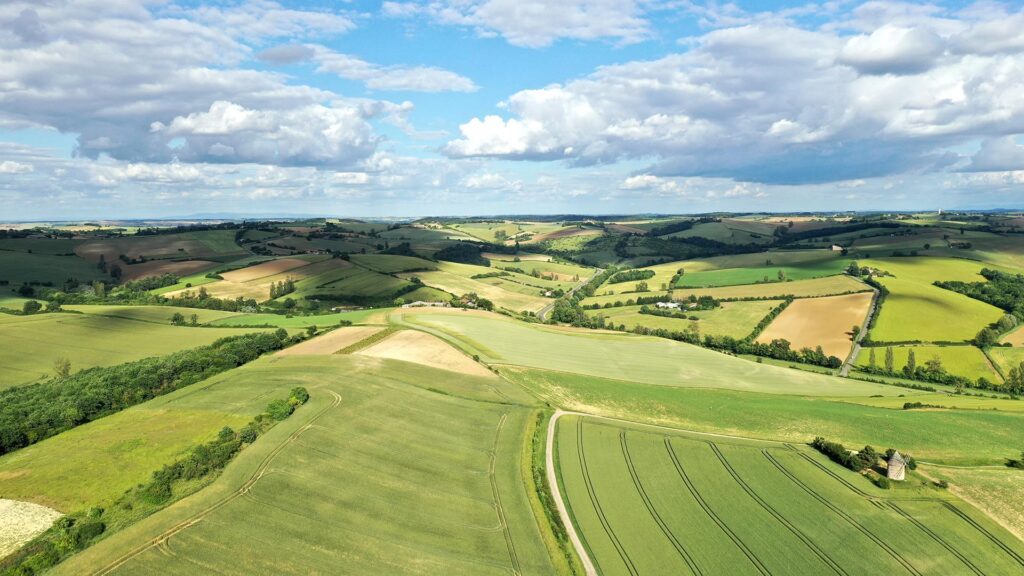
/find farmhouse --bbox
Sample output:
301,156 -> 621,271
655,301 -> 680,309
887,451 -> 907,481
831,244 -> 843,251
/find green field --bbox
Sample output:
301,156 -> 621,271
556,415 -> 1024,576
676,259 -> 850,288
0,313 -> 272,387
856,345 -> 1002,383
585,275 -> 872,307
52,355 -> 556,575
285,265 -> 413,303
510,368 -> 1024,464
398,311 -> 901,397
76,230 -> 247,264
349,253 -> 436,273
584,301 -> 782,338
0,250 -> 108,287
989,347 -> 1024,378
862,258 -> 1005,343
62,304 -> 242,325
209,308 -> 391,327
400,262 -> 551,313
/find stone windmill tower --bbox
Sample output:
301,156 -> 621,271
887,451 -> 907,481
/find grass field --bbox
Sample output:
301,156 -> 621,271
61,304 -> 241,325
0,251 -> 108,287
928,466 -> 1024,542
292,266 -> 413,302
398,311 -> 903,397
584,276 -> 868,307
585,301 -> 783,338
856,345 -> 1003,383
676,259 -> 850,288
509,368 -> 1024,464
0,313 -> 272,388
485,253 -> 593,281
556,414 -> 1024,576
52,355 -> 555,575
169,256 -> 340,302
349,253 -> 436,273
757,292 -> 873,359
400,262 -> 551,313
988,347 -> 1024,378
209,308 -> 390,327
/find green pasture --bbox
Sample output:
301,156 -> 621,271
556,415 -> 1024,576
350,253 -> 436,273
76,229 -> 248,264
862,258 -> 1004,343
62,304 -> 241,325
286,265 -> 411,302
488,254 -> 593,279
0,313 -> 272,388
584,301 -> 782,338
676,259 -> 850,288
399,312 -> 901,397
210,308 -> 392,328
856,345 -> 1002,383
400,263 -> 550,312
988,347 -> 1024,378
663,221 -> 774,244
512,368 -> 1024,464
53,355 -> 555,575
929,466 -> 1024,541
0,250 -> 107,286
0,237 -> 83,255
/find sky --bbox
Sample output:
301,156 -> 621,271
1,0 -> 1023,219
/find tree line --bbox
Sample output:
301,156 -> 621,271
0,331 -> 290,456
0,387 -> 310,576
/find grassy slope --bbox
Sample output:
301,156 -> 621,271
988,347 -> 1024,376
52,356 -> 556,576
863,257 -> 1005,343
675,259 -> 850,288
514,368 -> 1024,464
584,300 -> 783,338
209,308 -> 392,327
856,345 -> 1002,383
584,276 -> 868,307
0,251 -> 108,286
399,312 -> 902,397
556,415 -> 1024,576
0,314 -> 273,388
61,304 -> 241,325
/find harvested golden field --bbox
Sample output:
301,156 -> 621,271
0,499 -> 63,558
275,326 -> 383,355
356,329 -> 495,377
1002,325 -> 1024,346
166,257 -> 344,301
218,258 -> 309,282
757,292 -> 874,359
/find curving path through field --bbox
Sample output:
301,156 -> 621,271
546,410 -> 598,576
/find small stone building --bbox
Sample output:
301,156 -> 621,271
887,451 -> 907,481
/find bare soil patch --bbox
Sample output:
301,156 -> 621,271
276,326 -> 383,355
220,258 -> 310,283
356,329 -> 495,377
757,292 -> 874,359
0,499 -> 63,559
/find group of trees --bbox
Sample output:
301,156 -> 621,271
811,437 -> 880,472
122,273 -> 179,291
170,312 -> 199,326
269,278 -> 296,299
607,269 -> 656,284
0,331 -> 290,456
937,268 -> 1024,320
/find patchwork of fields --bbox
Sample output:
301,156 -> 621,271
4,216 -> 1024,574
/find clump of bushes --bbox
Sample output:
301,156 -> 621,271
811,437 -> 879,472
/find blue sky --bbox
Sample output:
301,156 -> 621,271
0,0 -> 1022,219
